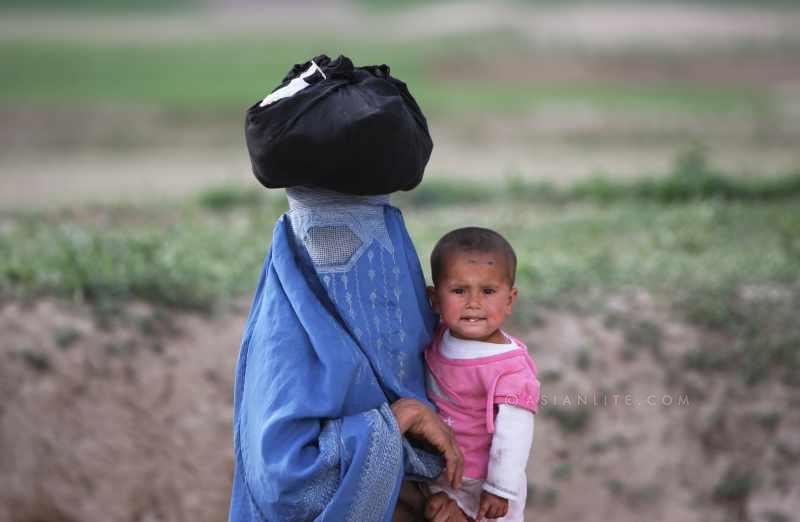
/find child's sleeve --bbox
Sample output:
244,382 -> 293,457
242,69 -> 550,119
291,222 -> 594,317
486,365 -> 541,433
495,369 -> 540,412
483,404 -> 535,501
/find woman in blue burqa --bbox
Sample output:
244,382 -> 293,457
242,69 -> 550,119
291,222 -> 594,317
228,55 -> 470,521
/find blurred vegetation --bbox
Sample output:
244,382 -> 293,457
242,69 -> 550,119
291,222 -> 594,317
196,185 -> 264,212
682,285 -> 800,387
2,152 -> 798,316
0,38 -> 771,116
399,149 -> 800,206
357,0 -> 800,7
0,200 -> 285,310
4,0 -> 793,11
713,467 -> 760,503
3,0 -> 795,9
0,0 -> 192,9
542,406 -> 591,433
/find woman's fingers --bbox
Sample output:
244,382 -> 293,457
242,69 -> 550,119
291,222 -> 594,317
390,398 -> 420,434
427,423 -> 463,490
445,445 -> 463,489
392,399 -> 465,489
424,493 -> 447,521
452,436 -> 464,489
442,429 -> 464,489
419,410 -> 463,489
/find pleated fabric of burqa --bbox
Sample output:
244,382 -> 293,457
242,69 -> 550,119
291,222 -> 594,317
228,187 -> 441,521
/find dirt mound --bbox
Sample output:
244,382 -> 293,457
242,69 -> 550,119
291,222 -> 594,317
0,300 -> 244,522
0,295 -> 797,521
523,292 -> 799,522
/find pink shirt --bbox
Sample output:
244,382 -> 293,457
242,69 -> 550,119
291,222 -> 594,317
425,326 -> 541,480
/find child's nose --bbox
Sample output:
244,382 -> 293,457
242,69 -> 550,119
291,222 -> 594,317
466,291 -> 481,307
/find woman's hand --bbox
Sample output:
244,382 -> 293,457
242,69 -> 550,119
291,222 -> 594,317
425,492 -> 473,522
391,398 -> 464,489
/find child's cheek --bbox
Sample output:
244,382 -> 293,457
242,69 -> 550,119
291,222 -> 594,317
441,302 -> 460,326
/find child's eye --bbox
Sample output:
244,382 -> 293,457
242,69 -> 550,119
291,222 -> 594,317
451,288 -> 465,294
483,288 -> 496,295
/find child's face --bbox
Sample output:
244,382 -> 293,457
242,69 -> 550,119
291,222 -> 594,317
428,250 -> 518,344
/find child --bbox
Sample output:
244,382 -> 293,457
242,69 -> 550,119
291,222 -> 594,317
424,227 -> 540,521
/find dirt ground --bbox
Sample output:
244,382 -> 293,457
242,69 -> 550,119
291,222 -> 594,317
1,293 -> 798,522
0,299 -> 243,522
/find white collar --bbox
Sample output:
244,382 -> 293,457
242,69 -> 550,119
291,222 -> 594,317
441,328 -> 517,359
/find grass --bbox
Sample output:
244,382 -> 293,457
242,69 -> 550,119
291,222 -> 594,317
527,484 -> 560,508
54,326 -> 81,350
414,82 -> 768,116
0,201 -> 285,310
753,411 -> 781,431
1,164 -> 798,314
712,467 -> 759,502
0,38 -> 433,111
605,479 -> 624,496
356,0 -> 800,9
551,462 -> 573,481
0,38 -> 775,117
0,0 -> 192,9
6,0 -> 796,11
408,200 -> 800,309
17,348 -> 51,372
196,185 -> 266,212
542,406 -> 591,433
681,284 -> 800,387
398,149 -> 800,207
625,484 -> 662,508
576,349 -> 591,371
621,319 -> 663,361
764,513 -> 791,522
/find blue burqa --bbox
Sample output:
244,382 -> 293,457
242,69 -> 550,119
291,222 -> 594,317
228,189 -> 442,521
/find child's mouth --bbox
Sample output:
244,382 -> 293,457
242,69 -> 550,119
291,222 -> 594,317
461,317 -> 485,323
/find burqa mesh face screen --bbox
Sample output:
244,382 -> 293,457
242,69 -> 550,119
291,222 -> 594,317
245,54 -> 433,195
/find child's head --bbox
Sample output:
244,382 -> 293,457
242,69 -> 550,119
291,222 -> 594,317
428,227 -> 518,343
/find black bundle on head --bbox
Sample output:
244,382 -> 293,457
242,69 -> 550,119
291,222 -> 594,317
245,54 -> 433,195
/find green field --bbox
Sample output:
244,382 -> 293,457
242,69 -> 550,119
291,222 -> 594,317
3,164 -> 798,310
0,38 -> 775,116
0,0 -> 191,9
2,0 -> 796,10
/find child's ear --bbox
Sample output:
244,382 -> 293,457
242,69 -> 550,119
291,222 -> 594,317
507,286 -> 518,313
426,286 -> 439,314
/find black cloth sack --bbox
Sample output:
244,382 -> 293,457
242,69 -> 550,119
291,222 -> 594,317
245,54 -> 433,195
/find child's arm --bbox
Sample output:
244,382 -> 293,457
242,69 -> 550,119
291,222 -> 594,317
477,404 -> 535,520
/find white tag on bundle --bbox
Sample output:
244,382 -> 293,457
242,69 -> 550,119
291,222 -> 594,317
259,60 -> 327,107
